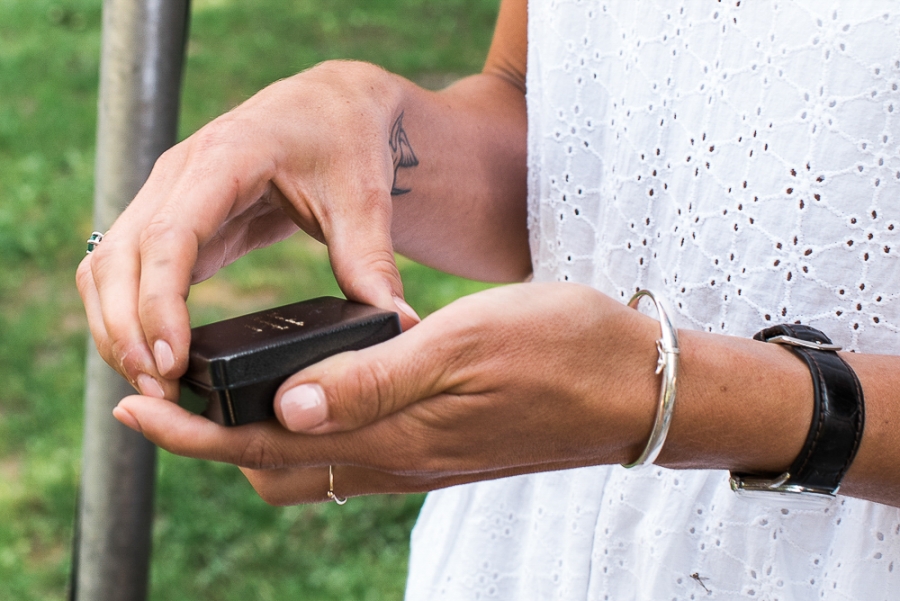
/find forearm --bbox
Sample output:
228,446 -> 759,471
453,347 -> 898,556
112,279 -> 900,509
387,72 -> 529,282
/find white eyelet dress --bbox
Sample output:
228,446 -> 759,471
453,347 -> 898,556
405,1 -> 900,599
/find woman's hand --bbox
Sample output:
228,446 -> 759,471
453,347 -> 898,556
111,281 -> 900,508
112,283 -> 665,504
76,61 -> 423,401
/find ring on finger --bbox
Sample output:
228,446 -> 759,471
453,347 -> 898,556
86,231 -> 104,254
327,465 -> 347,505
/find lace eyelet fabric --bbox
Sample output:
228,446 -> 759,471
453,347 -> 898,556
406,2 -> 900,599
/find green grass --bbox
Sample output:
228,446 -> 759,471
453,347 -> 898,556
0,0 -> 499,598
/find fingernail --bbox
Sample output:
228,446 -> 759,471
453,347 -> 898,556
154,339 -> 175,375
137,373 -> 165,399
113,406 -> 142,433
393,296 -> 421,323
280,384 -> 328,432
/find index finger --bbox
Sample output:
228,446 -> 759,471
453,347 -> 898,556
113,395 -> 338,468
135,137 -> 277,379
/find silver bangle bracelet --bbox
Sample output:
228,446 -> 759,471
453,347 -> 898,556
621,289 -> 680,469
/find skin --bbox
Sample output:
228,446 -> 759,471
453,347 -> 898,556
77,0 -> 900,508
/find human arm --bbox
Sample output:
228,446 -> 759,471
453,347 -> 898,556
113,281 -> 900,508
95,0 -> 900,509
75,0 -> 531,400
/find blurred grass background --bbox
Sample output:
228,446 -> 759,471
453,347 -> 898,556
0,0 -> 500,598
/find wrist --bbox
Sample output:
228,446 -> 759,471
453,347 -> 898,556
837,352 -> 898,504
655,329 -> 813,474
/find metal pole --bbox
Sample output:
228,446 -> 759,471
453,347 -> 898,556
75,1 -> 190,600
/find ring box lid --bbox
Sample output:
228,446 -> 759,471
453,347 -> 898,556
182,296 -> 399,391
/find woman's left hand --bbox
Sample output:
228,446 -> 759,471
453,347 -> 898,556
112,282 -> 667,504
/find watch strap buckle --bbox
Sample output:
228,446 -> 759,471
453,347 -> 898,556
765,334 -> 842,352
729,471 -> 838,499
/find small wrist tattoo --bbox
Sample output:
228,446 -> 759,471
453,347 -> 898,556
390,111 -> 419,196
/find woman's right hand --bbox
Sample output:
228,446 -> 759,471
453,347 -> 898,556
76,60 -> 422,401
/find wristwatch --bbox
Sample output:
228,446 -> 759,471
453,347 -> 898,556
729,324 -> 865,500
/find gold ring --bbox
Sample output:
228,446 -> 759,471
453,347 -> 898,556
327,465 -> 347,505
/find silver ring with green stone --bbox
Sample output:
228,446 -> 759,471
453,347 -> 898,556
86,231 -> 104,254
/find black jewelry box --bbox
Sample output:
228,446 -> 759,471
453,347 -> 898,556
180,297 -> 401,426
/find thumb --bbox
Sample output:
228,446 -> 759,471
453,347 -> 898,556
325,196 -> 420,330
273,325 -> 444,434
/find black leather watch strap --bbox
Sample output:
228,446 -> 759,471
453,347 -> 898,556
731,324 -> 865,497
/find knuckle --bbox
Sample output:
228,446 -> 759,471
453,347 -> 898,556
363,247 -> 398,276
373,434 -> 442,477
137,291 -> 170,320
256,488 -> 287,507
138,220 -> 196,271
252,479 -> 294,507
152,145 -> 184,174
107,337 -> 130,365
307,59 -> 349,79
181,121 -> 252,183
75,258 -> 92,294
368,356 -> 398,419
108,338 -> 141,376
343,356 -> 396,426
88,240 -> 118,282
302,61 -> 372,93
139,220 -> 181,251
304,61 -> 392,105
236,431 -> 286,470
92,337 -> 116,370
189,119 -> 237,155
340,247 -> 399,299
